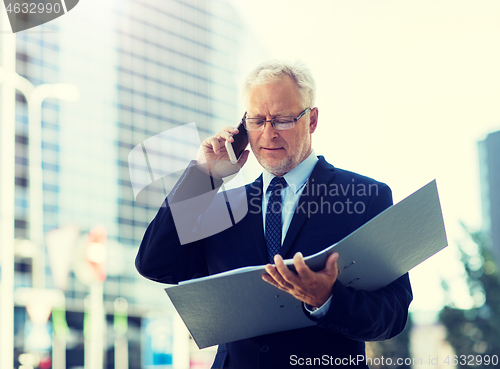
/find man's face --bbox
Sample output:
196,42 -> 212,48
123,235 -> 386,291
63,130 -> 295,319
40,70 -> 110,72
246,76 -> 318,176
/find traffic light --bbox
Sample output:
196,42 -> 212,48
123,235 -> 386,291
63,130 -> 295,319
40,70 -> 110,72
85,226 -> 107,282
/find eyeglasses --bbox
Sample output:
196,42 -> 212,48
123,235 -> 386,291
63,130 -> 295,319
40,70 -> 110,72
242,107 -> 311,131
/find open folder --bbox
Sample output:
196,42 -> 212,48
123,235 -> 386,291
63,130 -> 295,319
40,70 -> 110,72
165,180 -> 448,349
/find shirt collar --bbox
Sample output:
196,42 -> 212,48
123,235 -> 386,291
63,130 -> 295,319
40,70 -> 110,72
262,150 -> 319,194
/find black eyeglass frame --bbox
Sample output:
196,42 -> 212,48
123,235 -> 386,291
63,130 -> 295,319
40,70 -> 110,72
241,107 -> 312,131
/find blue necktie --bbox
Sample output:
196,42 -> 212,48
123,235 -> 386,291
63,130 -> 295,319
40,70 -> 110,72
265,176 -> 288,263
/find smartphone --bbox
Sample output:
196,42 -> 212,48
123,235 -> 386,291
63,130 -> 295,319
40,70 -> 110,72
225,121 -> 249,165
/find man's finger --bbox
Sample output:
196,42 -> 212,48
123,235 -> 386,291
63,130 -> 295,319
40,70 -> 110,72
324,252 -> 339,275
293,252 -> 314,281
274,255 -> 299,284
265,263 -> 294,289
262,273 -> 280,288
215,129 -> 235,143
204,137 -> 221,154
220,126 -> 239,135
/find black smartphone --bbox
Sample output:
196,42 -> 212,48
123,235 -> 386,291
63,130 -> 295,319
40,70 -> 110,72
225,119 -> 249,164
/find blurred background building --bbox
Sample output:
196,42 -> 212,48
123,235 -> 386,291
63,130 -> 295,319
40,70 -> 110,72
2,0 -> 264,368
479,130 -> 500,262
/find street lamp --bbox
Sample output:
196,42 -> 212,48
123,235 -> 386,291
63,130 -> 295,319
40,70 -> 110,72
0,10 -> 17,368
28,83 -> 80,289
1,65 -> 81,289
0,64 -> 80,369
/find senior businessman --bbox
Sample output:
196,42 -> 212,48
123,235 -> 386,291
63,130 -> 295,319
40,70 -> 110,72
136,60 -> 413,368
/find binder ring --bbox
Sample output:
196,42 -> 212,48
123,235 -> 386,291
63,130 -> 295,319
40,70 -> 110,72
338,261 -> 355,274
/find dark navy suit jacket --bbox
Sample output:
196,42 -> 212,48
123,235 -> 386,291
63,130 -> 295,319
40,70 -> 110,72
136,156 -> 413,369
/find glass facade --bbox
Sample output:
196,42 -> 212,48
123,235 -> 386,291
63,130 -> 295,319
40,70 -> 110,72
478,130 -> 500,263
8,0 -> 259,367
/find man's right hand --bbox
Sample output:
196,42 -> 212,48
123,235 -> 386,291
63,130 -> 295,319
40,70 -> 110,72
197,126 -> 250,179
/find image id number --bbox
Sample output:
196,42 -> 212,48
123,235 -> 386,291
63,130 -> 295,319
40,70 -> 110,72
5,2 -> 62,14
444,355 -> 498,366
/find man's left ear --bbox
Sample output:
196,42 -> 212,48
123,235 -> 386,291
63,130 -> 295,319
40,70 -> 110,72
309,107 -> 319,133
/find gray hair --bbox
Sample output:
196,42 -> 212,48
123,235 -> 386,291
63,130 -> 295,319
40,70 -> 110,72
242,60 -> 316,109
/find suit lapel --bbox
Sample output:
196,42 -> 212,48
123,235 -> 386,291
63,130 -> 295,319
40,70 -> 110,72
245,175 -> 269,264
280,156 -> 336,258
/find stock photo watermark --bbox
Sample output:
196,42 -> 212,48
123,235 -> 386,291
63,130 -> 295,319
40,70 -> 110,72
2,0 -> 79,33
290,354 -> 499,366
127,123 -> 384,245
248,180 -> 380,217
127,123 -> 248,245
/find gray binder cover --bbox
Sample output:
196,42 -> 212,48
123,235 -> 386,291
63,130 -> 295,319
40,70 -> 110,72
165,180 -> 447,349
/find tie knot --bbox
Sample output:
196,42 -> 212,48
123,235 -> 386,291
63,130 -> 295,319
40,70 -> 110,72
268,176 -> 288,194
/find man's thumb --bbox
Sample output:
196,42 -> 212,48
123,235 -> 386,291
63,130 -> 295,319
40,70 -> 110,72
325,252 -> 339,275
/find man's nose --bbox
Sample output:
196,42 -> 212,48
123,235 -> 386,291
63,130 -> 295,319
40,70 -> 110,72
261,120 -> 279,139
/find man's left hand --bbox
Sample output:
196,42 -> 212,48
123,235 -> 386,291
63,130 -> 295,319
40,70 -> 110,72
262,252 -> 339,308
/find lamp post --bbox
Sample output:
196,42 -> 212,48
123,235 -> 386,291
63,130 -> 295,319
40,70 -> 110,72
0,63 -> 79,369
0,69 -> 80,290
26,83 -> 80,369
0,4 -> 17,368
28,83 -> 80,289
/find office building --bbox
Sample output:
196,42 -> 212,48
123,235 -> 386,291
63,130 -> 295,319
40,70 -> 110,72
478,130 -> 500,262
8,0 -> 261,367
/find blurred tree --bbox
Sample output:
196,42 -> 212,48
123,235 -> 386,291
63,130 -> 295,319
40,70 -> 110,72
439,225 -> 500,368
366,315 -> 413,369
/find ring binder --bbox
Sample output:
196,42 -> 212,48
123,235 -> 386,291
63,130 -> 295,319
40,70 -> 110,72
165,180 -> 448,349
346,278 -> 360,287
339,261 -> 355,274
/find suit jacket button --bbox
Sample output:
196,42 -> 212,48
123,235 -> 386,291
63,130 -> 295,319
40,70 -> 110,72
260,345 -> 270,353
